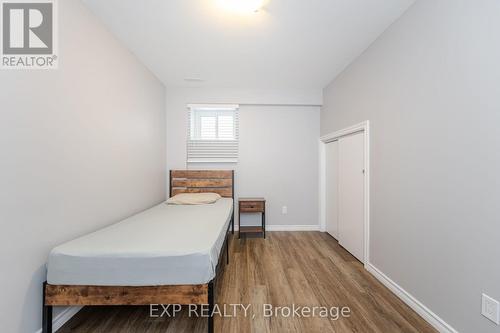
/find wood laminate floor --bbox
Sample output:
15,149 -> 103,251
58,232 -> 436,333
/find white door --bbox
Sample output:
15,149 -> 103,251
325,141 -> 339,239
338,132 -> 365,262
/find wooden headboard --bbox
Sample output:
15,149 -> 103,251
169,170 -> 234,198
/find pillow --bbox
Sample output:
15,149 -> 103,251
166,192 -> 222,205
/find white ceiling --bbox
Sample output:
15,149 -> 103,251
82,0 -> 414,90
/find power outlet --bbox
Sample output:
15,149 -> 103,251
282,206 -> 287,214
482,293 -> 500,325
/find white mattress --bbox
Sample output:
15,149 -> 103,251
47,198 -> 233,286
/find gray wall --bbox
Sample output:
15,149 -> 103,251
321,0 -> 500,332
0,1 -> 166,332
166,87 -> 320,228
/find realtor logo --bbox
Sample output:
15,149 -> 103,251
1,0 -> 58,69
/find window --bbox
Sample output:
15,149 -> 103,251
187,104 -> 239,163
191,110 -> 236,141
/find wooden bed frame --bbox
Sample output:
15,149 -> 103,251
43,170 -> 235,333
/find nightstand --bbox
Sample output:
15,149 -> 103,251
238,198 -> 266,239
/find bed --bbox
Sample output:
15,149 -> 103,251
42,170 -> 235,333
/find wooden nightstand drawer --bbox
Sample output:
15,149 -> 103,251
239,201 -> 264,212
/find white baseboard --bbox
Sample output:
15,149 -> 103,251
235,224 -> 321,231
266,224 -> 320,231
366,263 -> 458,333
35,306 -> 82,333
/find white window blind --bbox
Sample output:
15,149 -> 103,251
187,104 -> 239,163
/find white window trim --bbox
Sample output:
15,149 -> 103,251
187,104 -> 239,110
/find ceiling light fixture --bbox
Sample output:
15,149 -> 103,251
215,0 -> 265,14
184,77 -> 205,82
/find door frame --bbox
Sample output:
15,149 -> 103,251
319,121 -> 370,266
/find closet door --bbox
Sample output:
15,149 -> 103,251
325,141 -> 339,239
338,132 -> 364,262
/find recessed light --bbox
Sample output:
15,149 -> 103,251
184,78 -> 205,82
215,0 -> 266,14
